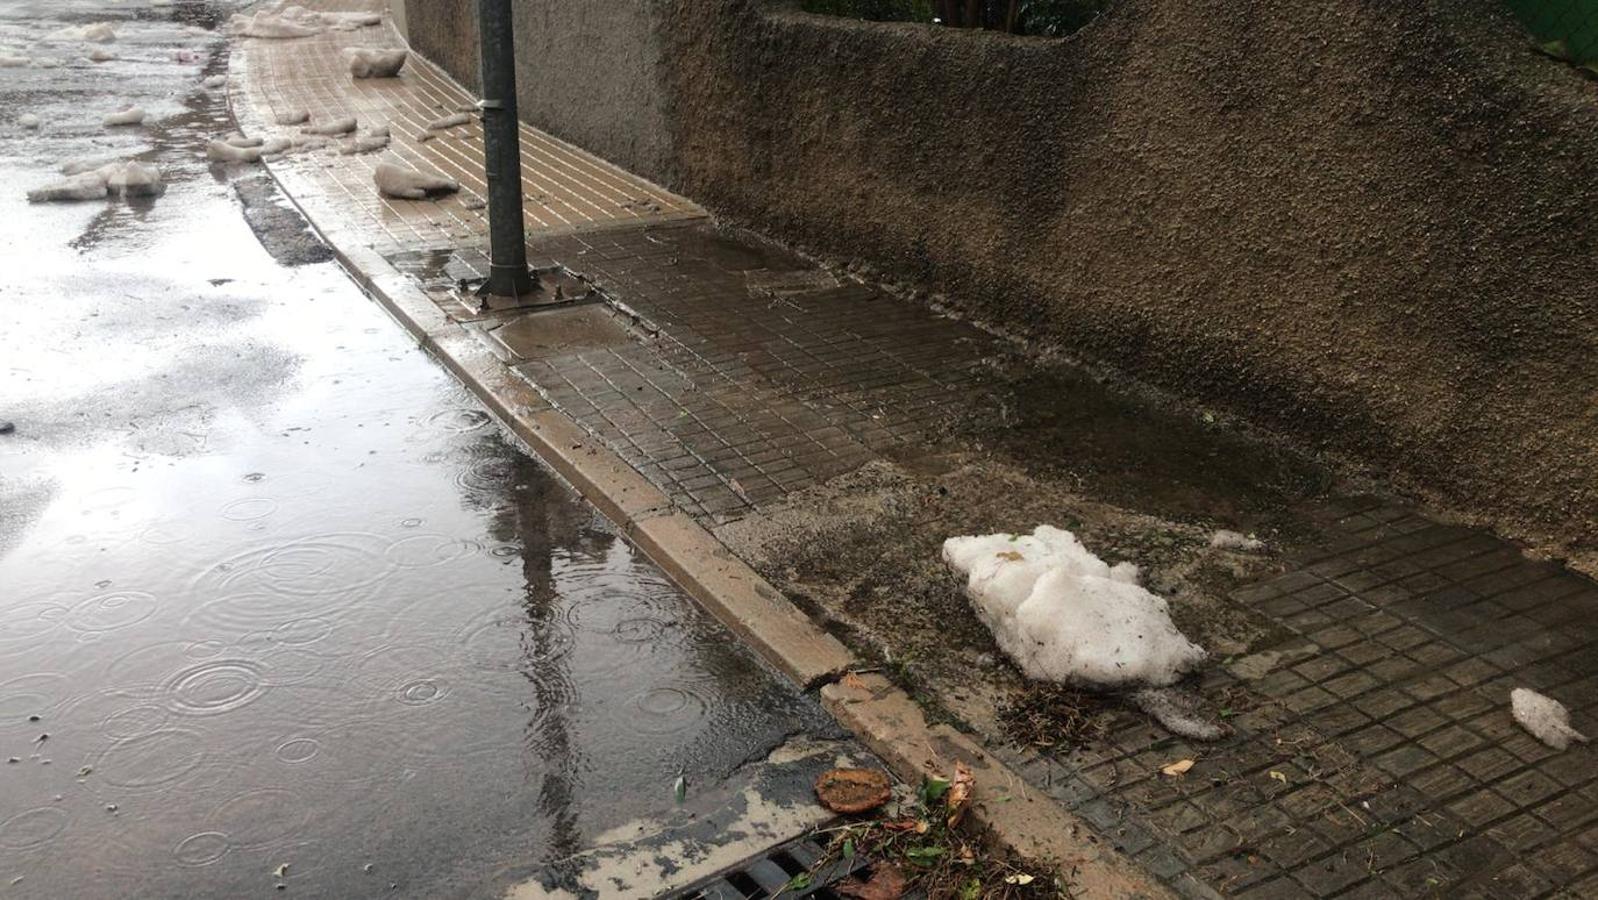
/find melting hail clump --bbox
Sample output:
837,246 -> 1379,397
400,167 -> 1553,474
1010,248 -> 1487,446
943,525 -> 1206,690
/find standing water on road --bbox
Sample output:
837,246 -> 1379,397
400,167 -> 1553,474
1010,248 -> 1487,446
0,2 -> 829,896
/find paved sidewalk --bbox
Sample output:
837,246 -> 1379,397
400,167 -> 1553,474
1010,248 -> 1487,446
233,4 -> 1598,898
231,0 -> 701,258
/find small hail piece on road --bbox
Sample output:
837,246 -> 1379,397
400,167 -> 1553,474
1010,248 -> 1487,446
374,161 -> 459,200
206,141 -> 263,164
102,106 -> 146,127
27,162 -> 163,203
1209,529 -> 1266,552
426,112 -> 473,131
225,5 -> 382,39
338,133 -> 390,155
347,48 -> 407,79
45,22 -> 117,43
1511,688 -> 1589,751
18,114 -> 40,129
302,116 -> 358,137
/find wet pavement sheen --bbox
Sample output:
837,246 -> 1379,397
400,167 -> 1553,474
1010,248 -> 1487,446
0,3 -> 827,897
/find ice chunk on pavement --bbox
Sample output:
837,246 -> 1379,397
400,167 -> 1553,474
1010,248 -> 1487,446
261,137 -> 294,157
276,109 -> 310,126
206,140 -> 263,163
347,48 -> 407,79
28,162 -> 164,202
18,114 -> 39,129
224,12 -> 322,39
103,107 -> 146,127
1132,688 -> 1226,741
324,12 -> 382,30
302,117 -> 357,136
89,48 -> 116,63
61,156 -> 118,175
33,57 -> 62,69
0,54 -> 27,68
101,162 -> 163,198
202,75 -> 227,90
338,133 -> 390,155
426,112 -> 473,130
225,134 -> 264,148
943,525 -> 1207,689
374,162 -> 459,200
28,172 -> 110,203
46,23 -> 117,43
1511,688 -> 1588,751
1210,530 -> 1266,552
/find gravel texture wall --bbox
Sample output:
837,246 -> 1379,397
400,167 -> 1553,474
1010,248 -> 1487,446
404,0 -> 1598,556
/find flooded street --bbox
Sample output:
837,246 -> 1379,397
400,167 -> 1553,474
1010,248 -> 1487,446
0,2 -> 833,897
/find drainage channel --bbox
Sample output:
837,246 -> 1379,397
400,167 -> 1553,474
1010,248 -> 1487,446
664,835 -> 920,900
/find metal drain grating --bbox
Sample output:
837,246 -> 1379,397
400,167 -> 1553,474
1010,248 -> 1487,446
663,834 -> 920,899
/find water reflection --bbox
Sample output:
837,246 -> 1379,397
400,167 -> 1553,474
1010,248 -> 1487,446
0,2 -> 825,896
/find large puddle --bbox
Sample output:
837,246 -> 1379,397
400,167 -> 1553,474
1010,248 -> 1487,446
0,3 -> 824,896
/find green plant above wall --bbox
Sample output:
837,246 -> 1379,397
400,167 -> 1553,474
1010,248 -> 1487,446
1507,0 -> 1598,63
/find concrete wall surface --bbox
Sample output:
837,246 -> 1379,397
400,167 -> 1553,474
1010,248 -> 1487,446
403,0 -> 1598,556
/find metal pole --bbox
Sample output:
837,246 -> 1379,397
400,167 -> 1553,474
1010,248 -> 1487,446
476,0 -> 535,298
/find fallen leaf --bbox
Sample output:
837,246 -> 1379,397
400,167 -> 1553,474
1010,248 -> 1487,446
836,863 -> 906,900
841,672 -> 868,691
1269,770 -> 1288,784
882,818 -> 921,833
815,768 -> 893,814
947,760 -> 975,827
272,864 -> 289,879
1006,873 -> 1036,885
995,550 -> 1025,561
1160,759 -> 1195,777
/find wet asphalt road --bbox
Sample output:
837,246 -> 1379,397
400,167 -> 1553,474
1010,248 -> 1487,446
0,2 -> 831,897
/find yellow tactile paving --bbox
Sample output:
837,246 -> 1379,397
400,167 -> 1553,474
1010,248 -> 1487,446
230,0 -> 702,255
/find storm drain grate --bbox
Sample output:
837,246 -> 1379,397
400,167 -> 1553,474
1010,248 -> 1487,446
663,834 -> 922,899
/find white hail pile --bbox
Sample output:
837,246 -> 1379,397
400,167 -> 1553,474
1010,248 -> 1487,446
1511,688 -> 1588,751
225,4 -> 381,40
374,162 -> 459,200
347,48 -> 407,79
943,525 -> 1206,689
28,161 -> 163,203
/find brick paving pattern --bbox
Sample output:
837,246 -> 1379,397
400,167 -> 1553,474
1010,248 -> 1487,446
239,5 -> 1598,897
231,0 -> 701,258
390,224 -> 998,524
1000,499 -> 1598,898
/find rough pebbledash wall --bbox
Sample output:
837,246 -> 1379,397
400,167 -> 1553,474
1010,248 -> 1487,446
404,0 -> 1598,555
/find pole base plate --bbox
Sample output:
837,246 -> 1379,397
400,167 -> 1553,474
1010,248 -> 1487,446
463,264 -> 598,313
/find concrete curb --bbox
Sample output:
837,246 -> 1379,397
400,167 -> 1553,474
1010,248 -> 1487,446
321,225 -> 1175,900
824,674 -> 1175,899
232,47 -> 1170,899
